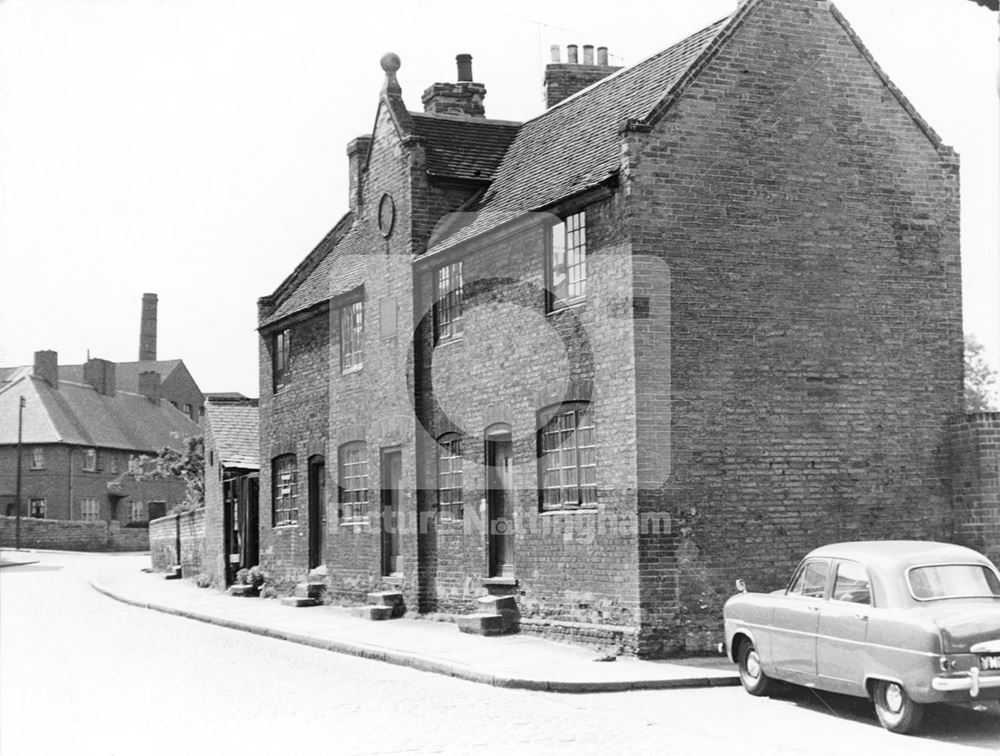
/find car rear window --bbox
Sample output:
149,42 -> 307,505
907,564 -> 1000,601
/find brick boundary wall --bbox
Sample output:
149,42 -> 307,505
149,509 -> 206,576
0,515 -> 149,552
952,412 -> 1000,564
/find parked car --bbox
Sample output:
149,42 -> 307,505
724,541 -> 1000,734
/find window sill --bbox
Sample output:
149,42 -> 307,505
341,364 -> 364,376
434,335 -> 463,349
481,576 -> 518,587
540,507 -> 599,516
546,299 -> 586,317
272,523 -> 299,530
339,518 -> 369,528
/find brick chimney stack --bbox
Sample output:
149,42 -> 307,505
422,54 -> 487,118
139,292 -> 157,361
544,44 -> 621,109
34,350 -> 58,388
138,371 -> 161,404
346,135 -> 373,214
83,358 -> 116,396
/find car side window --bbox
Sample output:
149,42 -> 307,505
831,560 -> 872,605
788,559 -> 829,599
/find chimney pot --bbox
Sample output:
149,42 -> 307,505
597,46 -> 609,66
549,45 -> 561,63
139,293 -> 157,361
583,45 -> 594,65
33,350 -> 58,388
456,53 -> 473,82
566,44 -> 578,64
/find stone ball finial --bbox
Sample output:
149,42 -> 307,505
380,52 -> 401,74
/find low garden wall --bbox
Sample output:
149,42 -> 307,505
149,508 -> 205,576
0,515 -> 149,552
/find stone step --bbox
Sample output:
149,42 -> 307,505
294,582 -> 326,600
456,612 -> 511,637
351,605 -> 394,621
366,590 -> 404,607
280,596 -> 317,608
228,584 -> 259,597
164,565 -> 182,580
476,594 -> 518,614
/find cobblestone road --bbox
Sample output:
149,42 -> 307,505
2,552 -> 997,755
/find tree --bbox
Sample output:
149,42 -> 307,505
131,435 -> 205,512
965,334 -> 999,412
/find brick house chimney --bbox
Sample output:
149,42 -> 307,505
34,350 -> 58,388
544,45 -> 621,108
422,54 -> 487,118
139,292 -> 157,361
138,371 -> 161,403
346,135 -> 373,214
83,358 -> 116,396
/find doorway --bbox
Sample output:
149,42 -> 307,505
308,456 -> 326,570
485,425 -> 514,578
380,448 -> 402,576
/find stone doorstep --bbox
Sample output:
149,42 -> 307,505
164,565 -> 182,580
228,584 -> 259,597
351,605 -> 394,621
366,590 -> 405,617
280,596 -> 317,608
456,612 -> 511,637
293,582 -> 326,600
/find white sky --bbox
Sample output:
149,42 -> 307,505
0,0 -> 997,398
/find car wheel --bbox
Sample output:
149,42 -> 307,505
872,680 -> 924,734
737,639 -> 772,696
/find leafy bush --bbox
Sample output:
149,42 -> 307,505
235,567 -> 251,585
247,565 -> 267,589
194,574 -> 212,588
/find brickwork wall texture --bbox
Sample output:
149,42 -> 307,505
202,414 -> 226,587
149,509 -> 206,574
0,514 -> 149,552
952,413 -> 1000,564
627,0 -> 962,655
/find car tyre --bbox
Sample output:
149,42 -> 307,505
737,639 -> 772,696
872,680 -> 924,734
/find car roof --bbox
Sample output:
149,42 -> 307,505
805,541 -> 991,571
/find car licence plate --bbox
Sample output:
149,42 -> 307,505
978,654 -> 1000,671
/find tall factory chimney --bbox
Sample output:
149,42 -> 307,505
139,293 -> 158,361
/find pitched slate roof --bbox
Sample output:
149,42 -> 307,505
429,16 -> 729,254
205,400 -> 259,469
410,113 -> 520,181
60,359 -> 191,392
0,374 -> 200,450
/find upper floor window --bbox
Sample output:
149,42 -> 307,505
272,455 -> 298,526
82,448 -> 97,472
273,328 -> 290,391
338,442 -> 368,522
547,211 -> 587,310
31,447 -> 44,469
107,452 -> 117,474
437,434 -> 463,522
80,498 -> 100,521
537,402 -> 597,511
29,498 -> 45,519
434,262 -> 464,343
341,300 -> 364,372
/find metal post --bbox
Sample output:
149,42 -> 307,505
14,396 -> 25,550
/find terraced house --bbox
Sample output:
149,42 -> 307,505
256,0 -> 965,657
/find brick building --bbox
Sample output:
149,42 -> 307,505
0,351 -> 200,532
256,0 -> 965,656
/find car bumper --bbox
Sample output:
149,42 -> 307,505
932,667 -> 1000,697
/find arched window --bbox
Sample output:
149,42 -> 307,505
338,442 -> 368,522
537,402 -> 597,511
272,455 -> 298,526
437,434 -> 463,522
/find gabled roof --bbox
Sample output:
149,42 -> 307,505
410,113 -> 520,182
60,359 -> 192,392
428,16 -> 730,254
205,400 -> 259,469
0,374 -> 200,450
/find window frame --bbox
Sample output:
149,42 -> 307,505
82,448 -> 97,472
340,299 -> 365,373
338,442 -> 369,523
786,559 -> 831,599
80,498 -> 100,521
29,498 -> 45,519
830,559 -> 873,606
30,447 -> 44,470
273,328 -> 290,392
437,433 -> 464,523
434,261 -> 464,344
272,454 -> 298,527
546,211 -> 587,311
129,500 -> 143,523
537,402 -> 597,512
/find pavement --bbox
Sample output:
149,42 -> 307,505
19,548 -> 739,693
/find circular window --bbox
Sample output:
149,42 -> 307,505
377,193 -> 396,238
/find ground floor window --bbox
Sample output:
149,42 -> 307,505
80,498 -> 100,521
272,455 -> 298,526
129,500 -> 143,523
437,434 -> 463,522
338,442 -> 368,522
538,402 -> 597,511
29,498 -> 45,518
